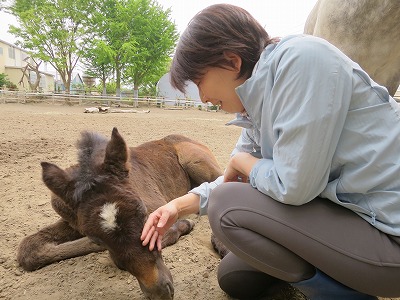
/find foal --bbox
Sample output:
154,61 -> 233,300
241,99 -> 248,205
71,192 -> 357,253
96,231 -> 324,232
17,128 -> 222,300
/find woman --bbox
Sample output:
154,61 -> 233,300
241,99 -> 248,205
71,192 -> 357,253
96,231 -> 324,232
141,4 -> 400,299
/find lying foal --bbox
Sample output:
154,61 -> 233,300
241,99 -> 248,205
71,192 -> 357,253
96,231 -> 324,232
17,128 -> 223,300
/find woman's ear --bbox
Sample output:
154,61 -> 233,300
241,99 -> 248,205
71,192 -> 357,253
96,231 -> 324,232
223,51 -> 242,73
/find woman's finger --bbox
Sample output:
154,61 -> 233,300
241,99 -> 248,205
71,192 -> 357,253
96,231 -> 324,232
141,225 -> 156,246
149,230 -> 159,251
141,214 -> 156,240
157,235 -> 163,252
157,211 -> 170,229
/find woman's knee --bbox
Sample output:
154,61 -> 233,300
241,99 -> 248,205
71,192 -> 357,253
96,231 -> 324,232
208,182 -> 244,217
208,183 -> 243,236
218,252 -> 283,299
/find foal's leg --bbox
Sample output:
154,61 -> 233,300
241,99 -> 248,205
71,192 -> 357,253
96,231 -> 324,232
51,194 -> 79,230
211,232 -> 230,258
161,219 -> 195,248
174,140 -> 230,256
17,219 -> 105,271
174,140 -> 223,185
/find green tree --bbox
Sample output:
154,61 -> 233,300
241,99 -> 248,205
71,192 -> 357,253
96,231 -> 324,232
9,0 -> 94,93
90,0 -> 178,97
81,40 -> 115,95
88,0 -> 135,97
123,0 -> 177,101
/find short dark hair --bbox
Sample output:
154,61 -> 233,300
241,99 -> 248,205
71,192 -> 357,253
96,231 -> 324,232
170,4 -> 274,93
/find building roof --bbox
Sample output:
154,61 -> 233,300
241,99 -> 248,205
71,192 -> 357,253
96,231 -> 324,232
0,38 -> 25,52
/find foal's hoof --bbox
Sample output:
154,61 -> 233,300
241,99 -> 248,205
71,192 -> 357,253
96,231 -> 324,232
161,219 -> 196,248
176,219 -> 195,235
211,233 -> 229,258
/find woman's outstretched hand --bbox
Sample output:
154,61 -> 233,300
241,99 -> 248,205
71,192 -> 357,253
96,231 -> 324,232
140,202 -> 179,251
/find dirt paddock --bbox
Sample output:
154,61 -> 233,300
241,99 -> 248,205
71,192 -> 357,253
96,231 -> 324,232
0,103 -> 397,300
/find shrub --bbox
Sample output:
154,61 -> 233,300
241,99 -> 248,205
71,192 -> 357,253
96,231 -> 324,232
0,73 -> 18,90
0,73 -> 10,88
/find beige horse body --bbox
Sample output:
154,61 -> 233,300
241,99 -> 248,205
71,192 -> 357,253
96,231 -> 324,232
304,0 -> 400,96
17,128 -> 223,300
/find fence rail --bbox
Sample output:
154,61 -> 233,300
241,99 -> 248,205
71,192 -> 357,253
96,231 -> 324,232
395,90 -> 400,101
0,90 -> 207,109
3,89 -> 398,108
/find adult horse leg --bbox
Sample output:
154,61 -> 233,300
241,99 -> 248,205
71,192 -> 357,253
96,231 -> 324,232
17,219 -> 105,271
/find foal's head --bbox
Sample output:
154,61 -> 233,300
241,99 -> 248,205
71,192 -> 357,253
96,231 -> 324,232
41,128 -> 174,300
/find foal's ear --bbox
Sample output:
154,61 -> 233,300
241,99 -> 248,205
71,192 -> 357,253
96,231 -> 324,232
103,127 -> 129,177
41,162 -> 72,199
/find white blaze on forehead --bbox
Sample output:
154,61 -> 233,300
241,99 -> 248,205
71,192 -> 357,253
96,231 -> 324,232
99,202 -> 119,232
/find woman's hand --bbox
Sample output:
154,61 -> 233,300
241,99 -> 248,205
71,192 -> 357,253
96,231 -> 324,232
224,152 -> 259,183
140,193 -> 201,251
140,202 -> 179,251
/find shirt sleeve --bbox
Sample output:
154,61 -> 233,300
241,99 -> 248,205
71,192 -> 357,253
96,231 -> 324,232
249,38 -> 353,205
191,127 -> 261,216
231,128 -> 262,158
189,175 -> 224,216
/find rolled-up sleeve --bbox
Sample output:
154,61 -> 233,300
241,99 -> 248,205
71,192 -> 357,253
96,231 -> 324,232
191,125 -> 261,215
190,175 -> 224,215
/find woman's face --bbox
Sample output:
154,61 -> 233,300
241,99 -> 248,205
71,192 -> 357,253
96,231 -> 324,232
195,58 -> 246,113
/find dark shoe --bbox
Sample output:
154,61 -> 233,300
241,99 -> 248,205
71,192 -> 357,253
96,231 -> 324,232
291,269 -> 378,300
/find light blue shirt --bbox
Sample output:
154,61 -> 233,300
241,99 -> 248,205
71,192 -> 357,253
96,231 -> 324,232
191,35 -> 400,237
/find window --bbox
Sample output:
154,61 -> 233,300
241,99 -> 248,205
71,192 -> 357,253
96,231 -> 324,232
0,47 -> 3,55
29,71 -> 37,84
8,46 -> 15,59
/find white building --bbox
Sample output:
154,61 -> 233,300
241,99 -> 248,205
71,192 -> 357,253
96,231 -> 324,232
157,72 -> 201,104
0,38 -> 54,91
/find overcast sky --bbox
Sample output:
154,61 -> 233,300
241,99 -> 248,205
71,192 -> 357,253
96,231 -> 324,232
156,0 -> 318,37
0,0 -> 318,45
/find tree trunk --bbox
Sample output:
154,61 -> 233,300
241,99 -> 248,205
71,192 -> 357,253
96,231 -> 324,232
101,71 -> 107,96
133,83 -> 139,107
115,57 -> 121,97
116,68 -> 121,97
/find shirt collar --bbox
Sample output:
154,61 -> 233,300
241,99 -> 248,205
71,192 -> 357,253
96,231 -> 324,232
233,43 -> 277,129
225,112 -> 253,128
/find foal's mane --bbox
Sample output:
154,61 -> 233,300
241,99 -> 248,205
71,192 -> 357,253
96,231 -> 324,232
73,131 -> 109,202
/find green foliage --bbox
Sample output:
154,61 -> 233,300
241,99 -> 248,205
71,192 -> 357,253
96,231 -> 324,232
140,83 -> 158,97
122,0 -> 178,90
0,73 -> 18,90
0,73 -> 9,87
81,40 -> 115,95
84,0 -> 178,96
9,0 -> 178,95
9,0 -> 96,92
94,81 -> 117,95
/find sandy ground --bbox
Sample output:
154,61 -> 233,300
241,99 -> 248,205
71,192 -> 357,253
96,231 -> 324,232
0,103 -> 397,300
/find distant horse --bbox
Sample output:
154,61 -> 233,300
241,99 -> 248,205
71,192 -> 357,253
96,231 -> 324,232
17,128 -> 223,300
304,0 -> 400,96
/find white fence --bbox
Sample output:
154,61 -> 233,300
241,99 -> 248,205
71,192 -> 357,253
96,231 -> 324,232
0,90 -> 207,109
395,89 -> 400,101
7,89 -> 397,109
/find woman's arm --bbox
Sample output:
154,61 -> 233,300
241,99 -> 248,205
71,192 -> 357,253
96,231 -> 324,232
245,37 -> 353,205
141,193 -> 200,251
224,152 -> 259,183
